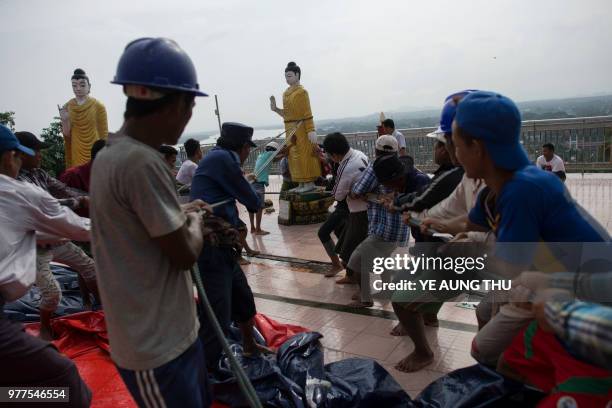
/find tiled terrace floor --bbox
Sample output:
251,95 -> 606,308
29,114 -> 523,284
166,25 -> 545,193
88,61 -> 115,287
235,174 -> 612,397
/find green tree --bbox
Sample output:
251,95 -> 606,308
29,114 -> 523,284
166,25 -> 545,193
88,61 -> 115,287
40,118 -> 65,177
0,111 -> 16,131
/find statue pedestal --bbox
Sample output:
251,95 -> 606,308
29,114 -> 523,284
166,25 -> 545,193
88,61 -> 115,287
278,188 -> 334,226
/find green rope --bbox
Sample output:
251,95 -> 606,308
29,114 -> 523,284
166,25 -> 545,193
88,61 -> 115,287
191,265 -> 263,408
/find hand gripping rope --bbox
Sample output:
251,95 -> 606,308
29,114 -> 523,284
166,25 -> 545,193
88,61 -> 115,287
364,193 -> 453,242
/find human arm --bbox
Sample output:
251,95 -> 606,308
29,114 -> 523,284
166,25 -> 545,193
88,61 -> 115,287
127,156 -> 204,270
554,171 -> 566,181
19,187 -> 90,242
207,152 -> 261,212
351,164 -> 379,198
411,176 -> 469,221
397,168 -> 462,212
46,171 -> 87,201
152,212 -> 204,270
542,300 -> 612,370
516,269 -> 612,303
419,214 -> 478,235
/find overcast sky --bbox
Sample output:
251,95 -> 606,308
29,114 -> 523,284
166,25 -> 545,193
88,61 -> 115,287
1,0 -> 611,136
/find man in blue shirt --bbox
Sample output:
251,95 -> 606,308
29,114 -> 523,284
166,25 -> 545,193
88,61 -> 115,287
248,141 -> 282,235
191,122 -> 270,367
447,91 -> 610,367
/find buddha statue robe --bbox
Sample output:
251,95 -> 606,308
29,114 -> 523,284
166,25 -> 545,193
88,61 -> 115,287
282,85 -> 321,183
63,97 -> 108,167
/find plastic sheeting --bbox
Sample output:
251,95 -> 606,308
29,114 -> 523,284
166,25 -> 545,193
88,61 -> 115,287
410,364 -> 544,408
21,311 -> 316,408
213,331 -> 412,408
24,312 -> 136,408
10,265 -> 413,407
4,264 -> 95,322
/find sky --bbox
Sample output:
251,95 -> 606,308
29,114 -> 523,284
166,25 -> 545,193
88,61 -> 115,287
1,0 -> 611,137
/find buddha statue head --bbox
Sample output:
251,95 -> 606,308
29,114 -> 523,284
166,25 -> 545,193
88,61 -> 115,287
71,68 -> 91,101
284,61 -> 301,86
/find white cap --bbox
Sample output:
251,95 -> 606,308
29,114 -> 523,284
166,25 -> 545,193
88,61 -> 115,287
426,127 -> 447,144
375,135 -> 399,152
265,141 -> 280,150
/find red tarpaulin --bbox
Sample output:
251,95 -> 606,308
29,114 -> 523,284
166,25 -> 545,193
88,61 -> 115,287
24,311 -> 309,407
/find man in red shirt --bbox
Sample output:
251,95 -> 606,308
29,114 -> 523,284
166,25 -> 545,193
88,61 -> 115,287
60,139 -> 106,192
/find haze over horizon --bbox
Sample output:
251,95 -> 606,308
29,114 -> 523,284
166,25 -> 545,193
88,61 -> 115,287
1,0 -> 611,136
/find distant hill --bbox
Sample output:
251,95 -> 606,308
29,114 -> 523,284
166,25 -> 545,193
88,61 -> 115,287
180,94 -> 612,144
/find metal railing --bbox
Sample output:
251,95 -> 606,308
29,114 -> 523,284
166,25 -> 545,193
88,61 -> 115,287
180,116 -> 612,174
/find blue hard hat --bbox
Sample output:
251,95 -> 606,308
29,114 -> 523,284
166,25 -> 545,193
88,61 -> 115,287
427,89 -> 478,141
111,37 -> 208,96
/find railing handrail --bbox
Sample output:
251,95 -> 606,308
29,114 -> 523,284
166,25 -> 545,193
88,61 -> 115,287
177,115 -> 612,172
189,115 -> 612,148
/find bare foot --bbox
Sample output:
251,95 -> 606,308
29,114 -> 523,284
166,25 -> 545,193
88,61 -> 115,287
423,314 -> 440,327
390,323 -> 408,336
243,343 -> 274,357
238,257 -> 251,265
255,230 -> 270,236
324,264 -> 344,277
250,229 -> 257,234
336,276 -> 355,285
347,301 -> 373,309
395,351 -> 434,373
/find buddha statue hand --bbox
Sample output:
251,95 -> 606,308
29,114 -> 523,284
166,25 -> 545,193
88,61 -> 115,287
58,105 -> 71,138
269,95 -> 277,112
308,131 -> 317,144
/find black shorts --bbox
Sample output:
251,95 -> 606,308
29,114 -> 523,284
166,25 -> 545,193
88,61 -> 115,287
197,246 -> 257,367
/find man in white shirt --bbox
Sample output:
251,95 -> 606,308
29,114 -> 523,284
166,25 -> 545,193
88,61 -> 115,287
322,132 -> 369,280
536,143 -> 566,181
382,118 -> 407,156
176,138 -> 203,185
0,124 -> 92,406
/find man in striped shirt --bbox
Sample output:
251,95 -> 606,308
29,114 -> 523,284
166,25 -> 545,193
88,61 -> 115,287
348,148 -> 430,308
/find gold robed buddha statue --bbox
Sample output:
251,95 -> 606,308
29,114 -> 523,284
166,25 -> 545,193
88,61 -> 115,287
270,62 -> 320,193
59,69 -> 108,168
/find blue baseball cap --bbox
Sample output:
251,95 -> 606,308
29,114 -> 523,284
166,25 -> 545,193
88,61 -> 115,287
0,124 -> 35,156
427,89 -> 478,143
454,91 -> 529,171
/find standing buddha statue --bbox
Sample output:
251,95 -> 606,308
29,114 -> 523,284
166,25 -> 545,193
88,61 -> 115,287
270,62 -> 320,193
59,69 -> 108,168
